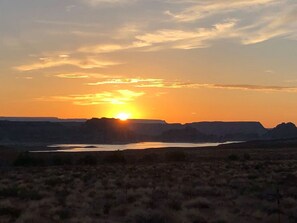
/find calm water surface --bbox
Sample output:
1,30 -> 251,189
36,141 -> 239,152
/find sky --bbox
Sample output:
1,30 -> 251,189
0,0 -> 297,127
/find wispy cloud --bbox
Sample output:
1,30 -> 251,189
166,0 -> 278,22
79,20 -> 237,53
239,6 -> 297,44
78,41 -> 150,53
55,73 -> 90,79
87,78 -> 163,86
87,77 -> 297,93
208,84 -> 297,93
37,89 -> 144,105
54,73 -> 112,79
78,44 -> 131,54
162,82 -> 297,93
164,0 -> 297,45
15,56 -> 120,71
135,20 -> 237,50
76,0 -> 297,53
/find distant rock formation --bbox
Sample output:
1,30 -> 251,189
0,117 -> 296,145
128,119 -> 167,124
185,122 -> 267,141
0,117 -> 87,122
0,121 -> 78,143
159,126 -> 213,142
81,118 -> 139,143
265,122 -> 297,139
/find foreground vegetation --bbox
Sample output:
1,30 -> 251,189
0,146 -> 297,222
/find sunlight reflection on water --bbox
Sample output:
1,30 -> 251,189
34,141 -> 240,152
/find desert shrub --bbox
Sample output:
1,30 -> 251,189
255,163 -> 263,170
126,192 -> 140,204
0,207 -> 21,218
144,189 -> 169,209
166,197 -> 182,211
287,208 -> 297,221
282,197 -> 296,209
18,189 -> 43,200
103,203 -> 112,215
212,220 -> 228,223
227,154 -> 239,161
248,174 -> 258,180
184,197 -> 211,209
165,151 -> 187,162
77,154 -> 97,165
15,211 -> 48,223
0,159 -> 9,168
185,210 -> 208,223
45,177 -> 64,187
181,186 -> 196,198
140,153 -> 159,163
104,191 -> 115,200
104,152 -> 126,164
126,209 -> 179,223
56,188 -> 70,200
14,152 -> 43,166
44,177 -> 64,187
186,186 -> 220,197
0,186 -> 42,200
243,153 -> 251,161
56,208 -> 71,220
151,189 -> 169,201
51,156 -> 73,166
110,204 -> 128,217
0,187 -> 20,198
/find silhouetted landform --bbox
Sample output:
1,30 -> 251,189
187,121 -> 266,140
128,119 -> 166,124
127,121 -> 268,142
158,126 -> 213,142
219,138 -> 297,150
0,117 -> 87,122
0,117 -> 166,124
0,118 -> 296,145
264,122 -> 297,139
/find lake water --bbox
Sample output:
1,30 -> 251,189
35,141 -> 239,152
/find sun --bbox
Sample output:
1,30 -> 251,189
116,112 -> 130,121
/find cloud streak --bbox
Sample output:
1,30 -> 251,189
139,81 -> 297,93
87,78 -> 163,86
76,0 -> 297,53
87,77 -> 297,93
54,73 -> 113,79
79,20 -> 238,53
166,0 -> 278,22
205,84 -> 297,93
37,89 -> 145,105
135,20 -> 237,50
15,56 -> 120,71
55,73 -> 90,79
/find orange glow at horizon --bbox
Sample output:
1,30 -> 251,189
116,112 -> 130,121
1,1 -> 297,131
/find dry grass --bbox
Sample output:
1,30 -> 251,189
0,147 -> 297,222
